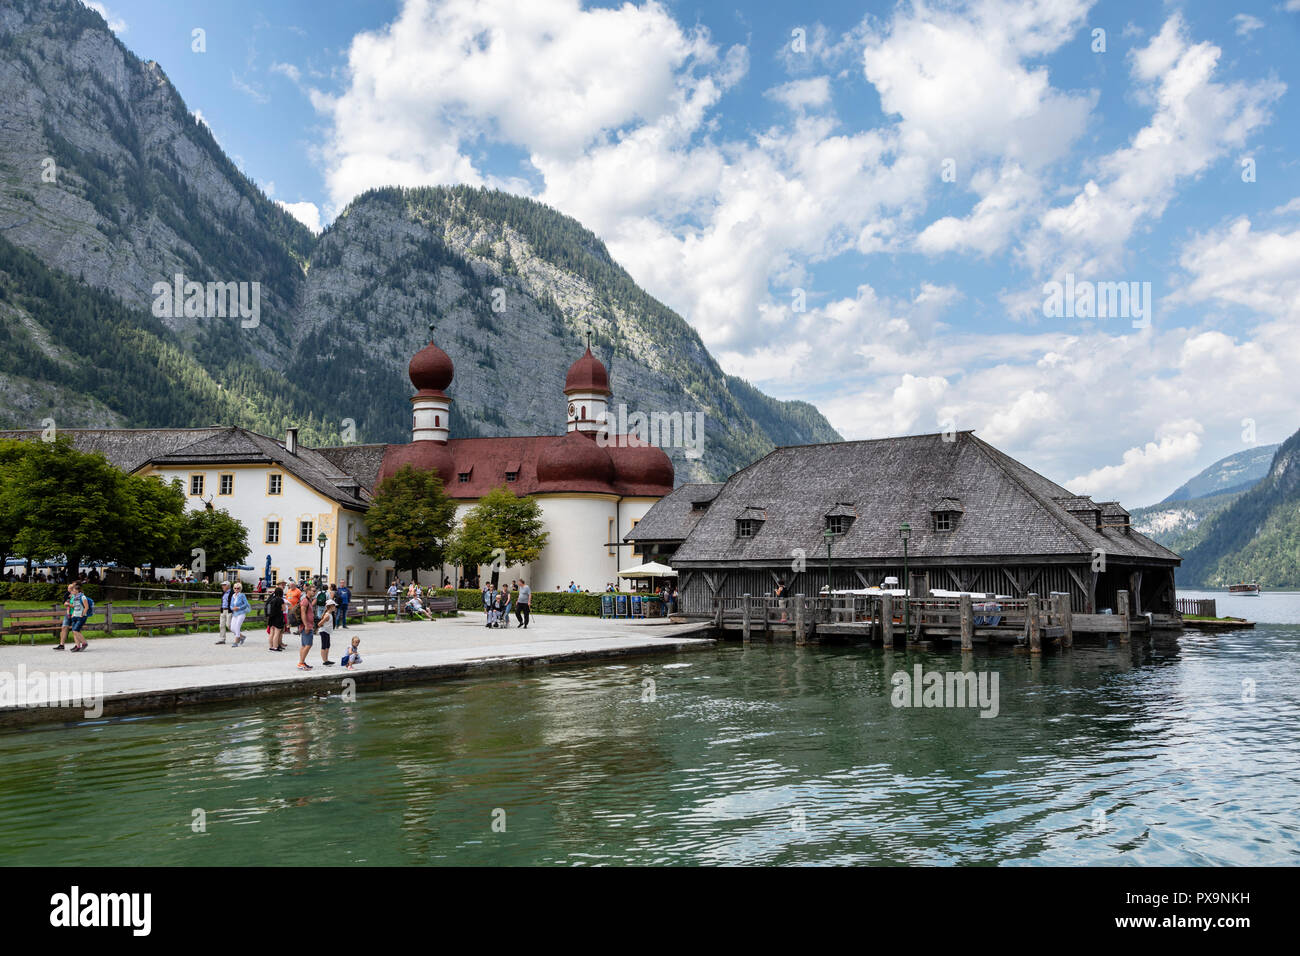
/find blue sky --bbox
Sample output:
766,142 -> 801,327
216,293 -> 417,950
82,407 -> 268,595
86,0 -> 1300,505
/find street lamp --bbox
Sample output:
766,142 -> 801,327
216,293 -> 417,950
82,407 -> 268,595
900,522 -> 911,639
317,531 -> 327,586
822,527 -> 836,596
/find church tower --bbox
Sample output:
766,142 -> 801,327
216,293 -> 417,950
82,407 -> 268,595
563,335 -> 611,434
408,322 -> 454,443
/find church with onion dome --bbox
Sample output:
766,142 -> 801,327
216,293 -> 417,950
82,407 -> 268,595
357,327 -> 676,589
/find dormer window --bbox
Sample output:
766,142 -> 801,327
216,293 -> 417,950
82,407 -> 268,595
929,496 -> 964,533
458,473 -> 470,484
825,514 -> 853,535
736,519 -> 762,538
505,471 -> 518,482
692,500 -> 710,512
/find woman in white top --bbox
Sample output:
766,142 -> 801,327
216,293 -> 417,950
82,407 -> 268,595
230,582 -> 251,647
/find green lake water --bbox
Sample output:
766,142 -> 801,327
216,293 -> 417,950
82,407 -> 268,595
2,623 -> 1298,866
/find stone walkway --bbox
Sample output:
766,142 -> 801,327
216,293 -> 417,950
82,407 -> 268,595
0,613 -> 715,725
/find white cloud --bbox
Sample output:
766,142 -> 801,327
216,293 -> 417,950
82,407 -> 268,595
1232,14 -> 1264,36
232,72 -> 270,104
1171,216 -> 1300,319
766,77 -> 831,111
277,200 -> 323,234
1068,422 -> 1204,500
1023,14 -> 1284,279
83,1 -> 126,34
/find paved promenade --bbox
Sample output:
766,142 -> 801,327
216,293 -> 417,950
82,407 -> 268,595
0,613 -> 715,725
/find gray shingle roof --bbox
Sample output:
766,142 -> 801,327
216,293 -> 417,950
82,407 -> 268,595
668,432 -> 1179,566
146,428 -> 371,508
0,427 -> 227,472
625,482 -> 724,542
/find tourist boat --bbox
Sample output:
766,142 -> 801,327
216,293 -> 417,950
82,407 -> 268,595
1228,582 -> 1261,596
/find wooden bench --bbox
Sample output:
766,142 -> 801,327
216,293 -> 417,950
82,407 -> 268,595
426,598 -> 458,614
190,605 -> 224,628
130,608 -> 192,636
2,608 -> 67,645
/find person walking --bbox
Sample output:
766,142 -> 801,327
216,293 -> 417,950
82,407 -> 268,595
56,582 -> 90,652
337,581 -> 351,628
297,584 -> 316,670
229,582 -> 251,647
214,581 -> 233,644
517,579 -> 531,628
266,585 -> 286,651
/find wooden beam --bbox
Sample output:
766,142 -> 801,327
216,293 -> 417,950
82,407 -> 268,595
959,594 -> 974,651
881,593 -> 894,645
1027,593 -> 1042,654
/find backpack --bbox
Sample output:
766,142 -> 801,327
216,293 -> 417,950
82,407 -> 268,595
288,601 -> 301,627
84,594 -> 95,617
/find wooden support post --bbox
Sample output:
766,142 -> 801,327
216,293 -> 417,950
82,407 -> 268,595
881,593 -> 894,645
1117,589 -> 1130,644
794,595 -> 807,645
1027,593 -> 1042,654
713,595 -> 723,628
959,594 -> 974,651
1057,593 -> 1072,648
742,593 -> 752,642
104,602 -> 113,634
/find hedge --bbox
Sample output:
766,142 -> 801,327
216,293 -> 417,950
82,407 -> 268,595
0,582 -> 103,602
434,588 -> 659,616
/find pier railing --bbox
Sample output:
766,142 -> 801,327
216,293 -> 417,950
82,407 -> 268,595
712,591 -> 1083,651
1176,598 -> 1216,618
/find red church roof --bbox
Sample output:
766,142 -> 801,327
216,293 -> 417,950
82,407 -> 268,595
375,433 -> 673,497
563,347 -> 610,394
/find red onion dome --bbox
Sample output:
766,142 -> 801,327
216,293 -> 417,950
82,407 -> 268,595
563,347 -> 610,394
376,441 -> 457,489
536,431 -> 615,488
409,341 -> 454,393
609,436 -> 674,490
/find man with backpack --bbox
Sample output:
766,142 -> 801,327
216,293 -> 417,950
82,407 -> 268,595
55,582 -> 92,652
337,581 -> 351,628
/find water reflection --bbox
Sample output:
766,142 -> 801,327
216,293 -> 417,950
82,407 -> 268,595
0,628 -> 1297,866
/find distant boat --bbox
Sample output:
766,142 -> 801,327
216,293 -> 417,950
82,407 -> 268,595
1228,582 -> 1261,596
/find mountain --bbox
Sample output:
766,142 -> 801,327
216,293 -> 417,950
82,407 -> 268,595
1176,426 -> 1300,587
0,0 -> 839,481
1160,444 -> 1279,503
1130,489 -> 1246,554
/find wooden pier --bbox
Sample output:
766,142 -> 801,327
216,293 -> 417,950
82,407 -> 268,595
711,589 -> 1152,651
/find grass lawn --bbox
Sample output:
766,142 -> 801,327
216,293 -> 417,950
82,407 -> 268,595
0,609 -> 440,644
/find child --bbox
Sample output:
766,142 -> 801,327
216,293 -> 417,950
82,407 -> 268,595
317,599 -> 337,666
340,636 -> 362,670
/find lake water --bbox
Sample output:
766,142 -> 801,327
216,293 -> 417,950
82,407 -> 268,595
3,615 -> 1297,867
1176,588 -> 1300,624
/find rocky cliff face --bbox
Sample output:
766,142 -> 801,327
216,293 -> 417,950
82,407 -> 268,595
0,0 -> 839,480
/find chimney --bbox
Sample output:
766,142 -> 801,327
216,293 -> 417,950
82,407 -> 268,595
286,427 -> 299,456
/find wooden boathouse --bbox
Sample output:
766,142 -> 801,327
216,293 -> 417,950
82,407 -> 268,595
627,431 -> 1181,642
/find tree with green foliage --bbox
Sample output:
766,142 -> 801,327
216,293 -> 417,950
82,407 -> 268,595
358,465 -> 456,583
178,506 -> 251,578
446,485 -> 549,580
0,437 -> 190,576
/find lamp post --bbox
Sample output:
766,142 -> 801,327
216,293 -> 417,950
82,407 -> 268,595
317,532 -> 327,586
900,522 -> 911,639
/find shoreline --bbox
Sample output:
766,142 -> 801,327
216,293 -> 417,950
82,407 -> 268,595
0,614 -> 716,729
